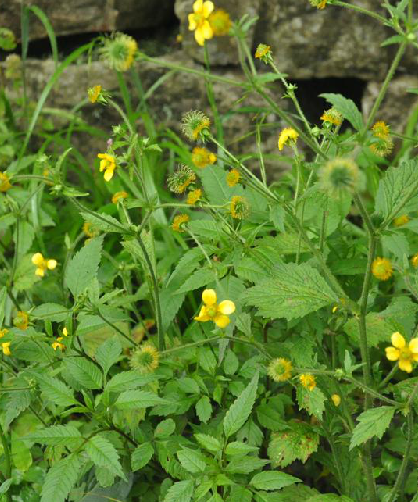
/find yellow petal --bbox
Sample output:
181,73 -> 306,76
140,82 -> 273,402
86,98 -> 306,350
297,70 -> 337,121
214,314 -> 230,328
35,268 -> 45,277
47,259 -> 57,270
413,353 -> 418,362
218,300 -> 235,315
193,0 -> 203,13
201,21 -> 214,40
195,306 -> 210,322
63,327 -> 68,336
409,338 -> 418,353
195,28 -> 205,46
399,359 -> 413,373
202,289 -> 217,306
391,332 -> 406,349
104,168 -> 114,182
99,159 -> 107,171
31,253 -> 44,265
188,14 -> 196,30
385,347 -> 400,361
202,1 -> 214,17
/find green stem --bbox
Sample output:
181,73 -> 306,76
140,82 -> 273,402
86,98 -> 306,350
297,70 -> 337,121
377,363 -> 398,390
95,310 -> 135,347
363,41 -> 407,133
0,423 -> 12,502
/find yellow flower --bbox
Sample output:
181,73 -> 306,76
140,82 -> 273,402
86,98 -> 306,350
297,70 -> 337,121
176,34 -> 183,43
385,332 -> 418,373
0,328 -> 8,338
52,337 -> 65,351
98,153 -> 117,182
299,373 -> 317,391
278,128 -> 299,151
0,172 -> 11,192
372,121 -> 390,139
88,85 -> 102,103
321,108 -> 343,126
13,311 -> 28,330
371,257 -> 393,281
309,0 -> 327,8
182,111 -> 211,141
31,253 -> 57,277
230,196 -> 250,220
130,344 -> 160,374
172,214 -> 189,232
112,191 -> 128,204
63,327 -> 68,337
188,0 -> 214,46
100,32 -> 138,71
226,169 -> 240,187
195,289 -> 235,328
319,157 -> 360,196
331,394 -> 341,407
192,147 -> 217,168
83,221 -> 99,239
412,253 -> 418,268
255,44 -> 271,62
370,137 -> 393,158
2,343 -> 11,356
268,358 -> 292,382
168,165 -> 196,194
209,9 -> 232,36
332,306 -> 338,313
393,214 -> 410,227
187,188 -> 202,205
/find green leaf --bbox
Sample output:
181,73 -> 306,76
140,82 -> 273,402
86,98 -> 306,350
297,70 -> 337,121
177,377 -> 200,394
296,386 -> 326,420
225,441 -> 259,456
5,389 -> 32,429
163,479 -> 194,502
350,406 -> 395,450
176,268 -> 217,295
224,371 -> 259,438
105,371 -> 158,393
13,254 -> 39,291
0,479 -> 12,495
81,211 -> 126,233
226,456 -> 268,474
64,358 -> 102,390
194,433 -> 221,453
85,435 -> 125,479
154,418 -> 176,439
268,421 -> 319,468
95,337 -> 121,375
195,395 -> 213,423
375,159 -> 418,223
256,399 -> 287,432
65,236 -> 103,297
27,425 -> 82,447
11,431 -> 32,471
307,496 -> 355,502
250,471 -> 300,490
228,486 -> 253,502
41,454 -> 81,502
35,374 -> 77,407
200,165 -> 240,205
382,233 -> 409,262
115,390 -> 165,409
243,263 -> 337,320
0,287 -> 7,326
224,349 -> 239,375
131,442 -> 154,471
320,93 -> 363,130
177,447 -> 207,473
31,303 -> 69,322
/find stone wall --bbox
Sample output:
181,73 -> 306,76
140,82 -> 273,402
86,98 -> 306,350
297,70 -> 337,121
1,0 -> 417,168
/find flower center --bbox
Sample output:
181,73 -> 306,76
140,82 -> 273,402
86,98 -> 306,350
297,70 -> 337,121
399,347 -> 412,360
207,306 -> 217,318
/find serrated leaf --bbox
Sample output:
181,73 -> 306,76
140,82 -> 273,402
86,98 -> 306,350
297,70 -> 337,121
194,433 -> 221,453
35,374 -> 77,407
256,398 -> 287,432
95,337 -> 121,375
0,479 -> 12,495
81,211 -> 126,233
176,268 -> 217,295
31,303 -> 69,322
13,254 -> 39,291
131,442 -> 154,471
154,418 -> 176,439
320,93 -> 363,130
65,237 -> 103,297
382,233 -> 409,262
226,456 -> 268,474
296,386 -> 326,420
177,447 -> 207,473
5,389 -> 32,429
41,454 -> 81,502
225,441 -> 259,456
228,486 -> 253,502
105,371 -> 158,393
224,372 -> 259,438
0,287 -> 6,326
375,159 -> 418,223
85,435 -> 125,479
250,471 -> 300,490
177,377 -> 200,394
350,407 -> 395,450
115,390 -> 165,409
195,395 -> 213,423
64,357 -> 102,390
163,479 -> 194,502
27,425 -> 82,447
268,421 -> 319,468
243,263 -> 337,320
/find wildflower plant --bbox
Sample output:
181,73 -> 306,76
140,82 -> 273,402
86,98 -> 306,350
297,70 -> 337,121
0,1 -> 418,501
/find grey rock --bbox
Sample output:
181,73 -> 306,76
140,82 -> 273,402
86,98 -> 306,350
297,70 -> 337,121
254,0 -> 389,79
175,0 -> 260,66
0,0 -> 174,41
